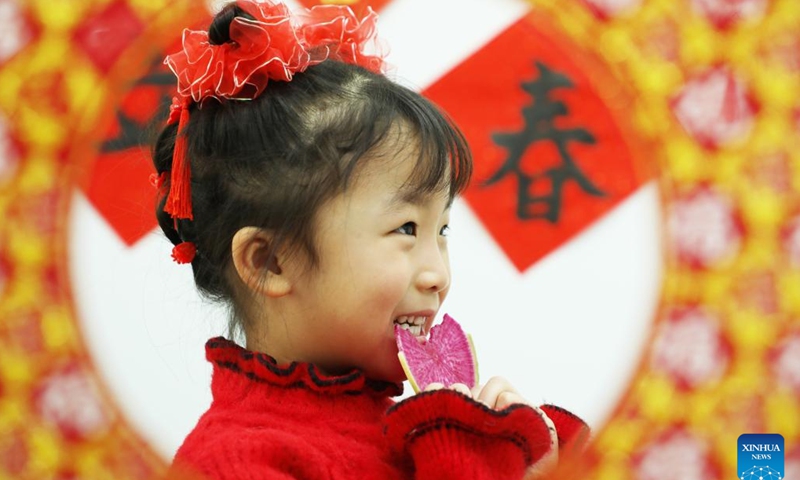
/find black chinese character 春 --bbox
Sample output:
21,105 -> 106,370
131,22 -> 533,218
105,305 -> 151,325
485,61 -> 605,223
101,66 -> 174,154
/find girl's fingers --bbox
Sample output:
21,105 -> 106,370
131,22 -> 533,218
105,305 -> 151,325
495,391 -> 527,410
425,377 -> 526,410
470,384 -> 482,399
476,377 -> 519,409
448,383 -> 472,397
423,382 -> 472,397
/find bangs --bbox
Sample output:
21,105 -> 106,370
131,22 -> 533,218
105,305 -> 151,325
402,94 -> 473,205
275,61 -> 473,207
341,83 -> 473,205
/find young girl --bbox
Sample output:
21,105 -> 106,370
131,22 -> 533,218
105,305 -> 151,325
151,1 -> 588,479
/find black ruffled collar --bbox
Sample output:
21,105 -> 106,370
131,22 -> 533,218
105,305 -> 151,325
206,337 -> 403,397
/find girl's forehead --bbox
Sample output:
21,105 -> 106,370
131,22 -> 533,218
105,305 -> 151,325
351,171 -> 452,216
351,135 -> 419,182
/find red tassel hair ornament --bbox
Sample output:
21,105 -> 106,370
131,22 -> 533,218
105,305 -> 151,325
164,96 -> 193,221
171,242 -> 197,264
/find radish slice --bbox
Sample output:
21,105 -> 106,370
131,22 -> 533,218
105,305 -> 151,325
395,314 -> 478,393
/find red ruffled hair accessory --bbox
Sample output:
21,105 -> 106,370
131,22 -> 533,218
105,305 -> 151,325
158,0 -> 386,264
171,242 -> 197,264
165,2 -> 306,103
164,1 -> 384,104
299,5 -> 383,75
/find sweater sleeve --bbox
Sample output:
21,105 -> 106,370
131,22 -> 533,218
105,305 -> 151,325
171,424 -> 336,480
539,404 -> 591,456
384,390 -> 555,480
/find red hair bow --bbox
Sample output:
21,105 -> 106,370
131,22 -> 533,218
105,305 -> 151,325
164,0 -> 384,103
165,2 -> 307,102
300,5 -> 383,74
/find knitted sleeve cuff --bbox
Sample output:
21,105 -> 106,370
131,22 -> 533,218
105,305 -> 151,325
384,390 -> 553,479
539,403 -> 591,455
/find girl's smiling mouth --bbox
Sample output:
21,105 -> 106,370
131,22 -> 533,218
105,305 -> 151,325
393,312 -> 434,339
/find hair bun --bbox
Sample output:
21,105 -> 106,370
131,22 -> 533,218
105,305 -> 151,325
208,3 -> 255,45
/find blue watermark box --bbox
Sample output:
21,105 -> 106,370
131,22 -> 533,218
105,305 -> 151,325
738,433 -> 784,480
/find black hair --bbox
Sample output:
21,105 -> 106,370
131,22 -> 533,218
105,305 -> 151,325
152,3 -> 472,333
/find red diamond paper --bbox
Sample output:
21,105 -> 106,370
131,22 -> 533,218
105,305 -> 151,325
83,65 -> 176,246
85,147 -> 157,246
423,16 -> 652,272
73,1 -> 144,73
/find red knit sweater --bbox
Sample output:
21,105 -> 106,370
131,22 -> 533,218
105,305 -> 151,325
171,337 -> 588,480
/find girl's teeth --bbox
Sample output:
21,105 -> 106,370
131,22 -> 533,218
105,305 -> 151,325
395,322 -> 423,336
395,316 -> 425,324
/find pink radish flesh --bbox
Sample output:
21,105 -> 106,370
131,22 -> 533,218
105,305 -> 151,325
395,314 -> 478,393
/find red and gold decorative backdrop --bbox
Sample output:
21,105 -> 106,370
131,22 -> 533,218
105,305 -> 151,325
0,0 -> 798,478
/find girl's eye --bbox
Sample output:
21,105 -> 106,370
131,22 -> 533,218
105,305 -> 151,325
396,222 -> 417,236
440,225 -> 450,237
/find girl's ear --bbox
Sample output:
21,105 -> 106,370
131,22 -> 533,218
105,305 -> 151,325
231,227 -> 291,298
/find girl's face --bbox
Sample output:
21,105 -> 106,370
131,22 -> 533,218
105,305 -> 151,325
273,142 -> 452,382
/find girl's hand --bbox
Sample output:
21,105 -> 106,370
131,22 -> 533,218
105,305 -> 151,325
471,376 -> 526,410
423,382 -> 472,397
424,377 -> 560,479
422,376 -> 527,410
471,377 -> 559,479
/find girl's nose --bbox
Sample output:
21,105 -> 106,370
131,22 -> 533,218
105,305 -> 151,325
415,246 -> 450,293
